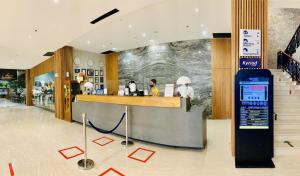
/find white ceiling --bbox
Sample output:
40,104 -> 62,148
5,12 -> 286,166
269,0 -> 300,8
0,0 -> 299,69
69,0 -> 231,54
0,0 -> 165,69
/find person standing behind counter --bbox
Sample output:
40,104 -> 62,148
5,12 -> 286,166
149,79 -> 159,96
176,76 -> 194,100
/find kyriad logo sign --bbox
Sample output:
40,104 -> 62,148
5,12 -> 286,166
240,57 -> 261,69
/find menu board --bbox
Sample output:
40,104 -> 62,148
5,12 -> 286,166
239,78 -> 269,129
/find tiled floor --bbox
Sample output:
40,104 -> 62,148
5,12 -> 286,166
0,98 -> 300,176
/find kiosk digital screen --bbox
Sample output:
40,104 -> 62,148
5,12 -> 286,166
239,77 -> 269,129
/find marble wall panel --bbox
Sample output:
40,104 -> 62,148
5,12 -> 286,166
118,39 -> 211,111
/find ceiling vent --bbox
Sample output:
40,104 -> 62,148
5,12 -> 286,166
101,50 -> 115,55
90,8 -> 120,24
43,52 -> 54,56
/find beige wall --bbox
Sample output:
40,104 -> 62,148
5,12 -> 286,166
268,8 -> 300,68
73,49 -> 106,87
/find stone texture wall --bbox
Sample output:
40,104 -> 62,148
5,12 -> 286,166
118,39 -> 211,110
268,8 -> 300,68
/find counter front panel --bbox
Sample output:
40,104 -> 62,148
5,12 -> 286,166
72,96 -> 206,149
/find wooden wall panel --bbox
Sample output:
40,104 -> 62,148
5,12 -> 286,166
212,38 -> 232,119
29,57 -> 54,78
212,69 -> 232,119
26,46 -> 73,121
212,38 -> 232,69
231,0 -> 268,154
26,57 -> 54,107
25,69 -> 33,106
106,53 -> 119,95
54,46 -> 73,121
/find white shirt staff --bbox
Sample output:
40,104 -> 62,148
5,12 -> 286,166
177,84 -> 194,99
176,76 -> 194,100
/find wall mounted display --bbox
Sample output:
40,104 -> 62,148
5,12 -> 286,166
87,69 -> 94,76
81,69 -> 86,75
95,70 -> 99,76
74,69 -> 80,73
88,77 -> 94,83
95,77 -> 99,83
100,70 -> 104,76
0,69 -> 17,81
33,72 -> 55,111
100,77 -> 104,83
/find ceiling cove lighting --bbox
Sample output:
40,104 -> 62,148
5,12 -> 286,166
90,8 -> 120,24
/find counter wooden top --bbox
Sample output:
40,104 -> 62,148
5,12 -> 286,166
76,95 -> 181,108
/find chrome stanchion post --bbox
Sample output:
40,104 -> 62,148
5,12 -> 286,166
78,113 -> 94,170
121,106 -> 134,146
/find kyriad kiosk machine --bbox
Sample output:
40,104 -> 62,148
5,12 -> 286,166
235,69 -> 275,168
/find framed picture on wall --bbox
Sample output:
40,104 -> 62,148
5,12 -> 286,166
81,69 -> 86,75
95,70 -> 99,76
74,69 -> 81,73
87,69 -> 94,76
88,77 -> 94,83
100,70 -> 104,76
95,77 -> 99,83
100,77 -> 104,83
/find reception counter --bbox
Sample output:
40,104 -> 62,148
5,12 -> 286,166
72,95 -> 207,149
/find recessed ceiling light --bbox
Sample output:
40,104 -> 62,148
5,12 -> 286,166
54,0 -> 60,4
142,33 -> 147,37
128,24 -> 132,29
87,40 -> 91,44
28,34 -> 32,39
195,8 -> 199,13
202,30 -> 208,36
